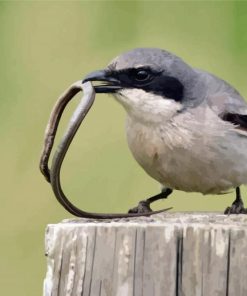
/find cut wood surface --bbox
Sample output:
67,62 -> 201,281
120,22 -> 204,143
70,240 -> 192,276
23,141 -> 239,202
43,213 -> 247,296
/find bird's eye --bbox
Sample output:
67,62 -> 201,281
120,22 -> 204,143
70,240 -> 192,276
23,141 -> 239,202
135,69 -> 150,81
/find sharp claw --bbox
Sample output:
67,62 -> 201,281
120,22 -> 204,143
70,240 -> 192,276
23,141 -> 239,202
128,200 -> 152,214
224,204 -> 247,215
224,207 -> 230,215
128,201 -> 173,215
128,207 -> 139,214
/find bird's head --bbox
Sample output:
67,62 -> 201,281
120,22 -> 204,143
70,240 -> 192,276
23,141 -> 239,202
83,48 -> 197,122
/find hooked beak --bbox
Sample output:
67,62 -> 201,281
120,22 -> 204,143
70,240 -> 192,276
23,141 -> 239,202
82,70 -> 122,93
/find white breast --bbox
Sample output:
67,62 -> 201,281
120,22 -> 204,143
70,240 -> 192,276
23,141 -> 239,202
126,106 -> 247,194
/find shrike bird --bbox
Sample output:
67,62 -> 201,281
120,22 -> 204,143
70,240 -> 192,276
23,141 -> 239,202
83,48 -> 247,214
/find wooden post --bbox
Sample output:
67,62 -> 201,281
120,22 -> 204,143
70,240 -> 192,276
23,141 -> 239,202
43,213 -> 247,296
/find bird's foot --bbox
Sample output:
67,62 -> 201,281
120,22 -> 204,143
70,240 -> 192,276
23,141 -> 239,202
224,199 -> 247,215
128,200 -> 152,214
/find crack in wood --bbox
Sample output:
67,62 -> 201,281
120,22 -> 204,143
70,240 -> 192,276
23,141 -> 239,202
44,213 -> 247,296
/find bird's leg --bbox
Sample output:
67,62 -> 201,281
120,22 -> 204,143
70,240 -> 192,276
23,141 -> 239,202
128,188 -> 173,214
224,187 -> 247,214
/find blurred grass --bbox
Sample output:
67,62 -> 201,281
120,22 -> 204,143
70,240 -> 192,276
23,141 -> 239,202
0,1 -> 247,295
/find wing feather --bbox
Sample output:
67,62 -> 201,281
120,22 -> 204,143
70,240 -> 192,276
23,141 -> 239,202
192,69 -> 247,136
222,113 -> 247,133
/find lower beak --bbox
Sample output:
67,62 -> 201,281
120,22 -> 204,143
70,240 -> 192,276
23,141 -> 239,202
82,70 -> 122,93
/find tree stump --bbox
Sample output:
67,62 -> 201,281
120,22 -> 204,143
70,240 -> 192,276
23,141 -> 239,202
43,213 -> 247,296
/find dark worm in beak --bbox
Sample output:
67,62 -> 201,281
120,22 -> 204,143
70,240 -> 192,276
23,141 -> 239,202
39,80 -> 171,219
39,81 -> 84,182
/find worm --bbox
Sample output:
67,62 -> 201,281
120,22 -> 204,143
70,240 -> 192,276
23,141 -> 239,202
40,81 -> 171,219
39,81 -> 84,182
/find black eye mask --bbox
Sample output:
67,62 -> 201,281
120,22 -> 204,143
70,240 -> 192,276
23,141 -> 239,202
109,67 -> 184,101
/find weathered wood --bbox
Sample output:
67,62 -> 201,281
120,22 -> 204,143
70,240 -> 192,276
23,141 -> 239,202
43,213 -> 247,296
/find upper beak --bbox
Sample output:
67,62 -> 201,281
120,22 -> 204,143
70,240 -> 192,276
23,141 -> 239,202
82,70 -> 122,93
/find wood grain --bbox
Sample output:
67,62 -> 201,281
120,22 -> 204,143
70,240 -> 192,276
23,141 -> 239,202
43,213 -> 247,296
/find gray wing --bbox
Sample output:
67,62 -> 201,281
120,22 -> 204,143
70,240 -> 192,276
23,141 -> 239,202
195,69 -> 247,133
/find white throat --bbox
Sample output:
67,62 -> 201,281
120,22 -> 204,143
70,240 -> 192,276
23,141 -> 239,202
114,88 -> 182,124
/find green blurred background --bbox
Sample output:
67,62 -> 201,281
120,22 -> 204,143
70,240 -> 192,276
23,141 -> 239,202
1,1 -> 247,295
